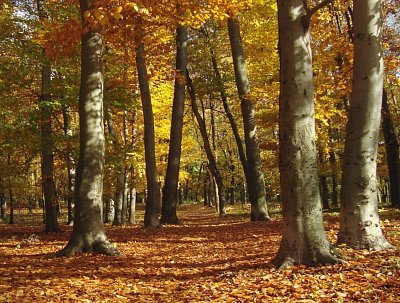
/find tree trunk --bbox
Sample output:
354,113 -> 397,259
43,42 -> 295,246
338,0 -> 393,250
37,0 -> 61,233
128,187 -> 136,224
273,0 -> 341,269
381,88 -> 400,209
227,17 -> 270,221
62,104 -> 75,225
161,26 -> 188,224
187,70 -> 227,216
134,19 -> 160,228
54,0 -> 120,257
329,150 -> 338,208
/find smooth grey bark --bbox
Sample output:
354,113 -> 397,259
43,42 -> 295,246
161,26 -> 188,224
338,0 -> 393,250
134,19 -> 160,228
37,0 -> 61,233
273,0 -> 341,269
62,104 -> 75,225
54,0 -> 120,257
104,107 -> 126,226
381,89 -> 400,209
227,17 -> 270,221
128,187 -> 136,224
187,70 -> 227,216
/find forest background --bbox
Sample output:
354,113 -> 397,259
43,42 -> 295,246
0,0 -> 400,301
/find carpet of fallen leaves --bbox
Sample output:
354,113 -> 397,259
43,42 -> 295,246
0,204 -> 399,303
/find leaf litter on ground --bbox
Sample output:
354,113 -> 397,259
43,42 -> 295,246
0,205 -> 399,302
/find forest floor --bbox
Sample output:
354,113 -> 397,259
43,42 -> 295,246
0,204 -> 399,303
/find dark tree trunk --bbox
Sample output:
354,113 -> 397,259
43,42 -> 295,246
187,70 -> 227,216
0,193 -> 5,221
274,0 -> 341,268
161,25 -> 188,224
54,0 -> 120,257
62,104 -> 75,225
227,17 -> 270,221
134,19 -> 160,227
329,150 -> 338,208
320,176 -> 330,210
381,88 -> 400,209
37,0 -> 61,234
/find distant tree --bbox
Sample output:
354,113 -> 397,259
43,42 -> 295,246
337,0 -> 393,250
227,16 -> 270,221
161,25 -> 188,224
54,0 -> 120,257
36,0 -> 61,233
134,17 -> 160,228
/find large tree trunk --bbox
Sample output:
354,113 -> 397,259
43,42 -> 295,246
381,88 -> 400,209
134,20 -> 160,228
161,26 -> 188,224
227,17 -> 270,221
54,0 -> 120,257
187,70 -> 227,216
337,0 -> 393,250
37,0 -> 61,233
273,0 -> 340,269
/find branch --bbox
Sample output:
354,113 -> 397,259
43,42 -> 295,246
309,0 -> 335,18
302,0 -> 335,29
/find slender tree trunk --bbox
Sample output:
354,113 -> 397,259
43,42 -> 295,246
273,0 -> 341,269
187,70 -> 227,216
381,88 -> 400,209
329,150 -> 339,208
62,104 -> 75,225
210,50 -> 249,191
7,155 -> 14,224
104,108 -> 126,226
37,0 -> 61,233
161,26 -> 188,224
54,0 -> 120,257
227,17 -> 270,221
338,0 -> 393,250
128,187 -> 136,224
134,19 -> 160,227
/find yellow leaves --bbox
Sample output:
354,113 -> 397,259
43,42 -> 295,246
125,2 -> 139,12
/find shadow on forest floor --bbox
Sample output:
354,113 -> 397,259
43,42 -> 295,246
1,204 -> 399,303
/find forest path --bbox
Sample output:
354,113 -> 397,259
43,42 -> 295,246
0,205 -> 399,302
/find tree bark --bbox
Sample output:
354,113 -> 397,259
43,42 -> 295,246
161,26 -> 188,224
187,70 -> 227,216
134,19 -> 160,228
104,108 -> 126,226
338,0 -> 393,250
54,0 -> 120,257
37,0 -> 61,233
62,104 -> 75,225
273,0 -> 341,268
381,88 -> 400,209
227,17 -> 270,221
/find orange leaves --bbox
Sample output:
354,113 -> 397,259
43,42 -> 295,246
1,206 -> 400,302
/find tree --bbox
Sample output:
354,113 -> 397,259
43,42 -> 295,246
135,17 -> 160,228
161,25 -> 188,224
54,0 -> 120,257
273,0 -> 341,268
37,0 -> 61,233
381,88 -> 400,209
187,69 -> 227,216
227,16 -> 270,221
337,0 -> 393,250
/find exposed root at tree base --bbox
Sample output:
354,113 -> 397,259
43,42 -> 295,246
50,240 -> 123,258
